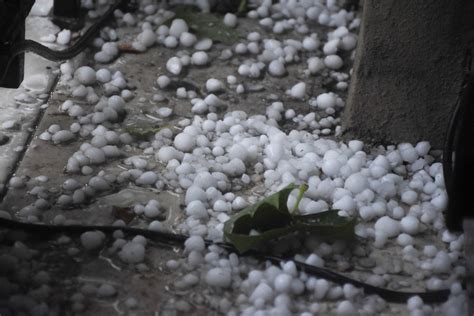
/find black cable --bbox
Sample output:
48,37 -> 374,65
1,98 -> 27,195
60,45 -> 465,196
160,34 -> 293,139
443,50 -> 473,231
443,50 -> 472,196
0,217 -> 451,303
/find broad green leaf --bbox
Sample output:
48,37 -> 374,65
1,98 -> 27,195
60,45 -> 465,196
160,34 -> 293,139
224,184 -> 297,252
294,210 -> 357,239
292,183 -> 308,214
225,225 -> 297,254
224,183 -> 297,234
255,183 -> 297,216
224,184 -> 356,253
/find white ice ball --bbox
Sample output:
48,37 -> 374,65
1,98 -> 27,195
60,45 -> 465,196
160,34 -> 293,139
415,141 -> 431,156
336,301 -> 355,315
268,60 -> 286,77
184,235 -> 205,253
52,130 -> 74,144
166,57 -> 183,75
157,75 -> 171,88
169,19 -> 189,37
432,251 -> 451,273
137,29 -> 156,48
344,173 -> 369,195
194,38 -> 213,51
250,283 -> 273,303
400,216 -> 419,235
74,66 -> 96,85
290,82 -> 306,99
96,68 -> 111,83
303,37 -> 319,51
401,190 -> 418,205
324,55 -> 343,69
118,242 -> 145,263
398,143 -> 417,162
156,146 -> 181,162
206,78 -> 224,92
308,57 -> 325,74
56,29 -> 71,45
274,274 -> 293,293
97,284 -> 116,298
84,147 -> 106,164
223,13 -> 238,28
374,216 -> 400,238
180,32 -> 197,47
339,34 -> 357,51
191,51 -> 209,66
186,200 -> 208,219
316,93 -> 336,110
205,268 -> 232,288
164,36 -> 178,48
135,171 -> 157,186
80,231 -> 105,250
174,133 -> 196,152
322,159 -> 342,177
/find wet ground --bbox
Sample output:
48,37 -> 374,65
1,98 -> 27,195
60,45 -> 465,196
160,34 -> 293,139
0,2 -> 466,315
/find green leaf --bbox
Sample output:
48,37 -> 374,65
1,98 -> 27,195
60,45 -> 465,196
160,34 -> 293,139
224,184 -> 356,253
294,210 -> 357,239
238,0 -> 248,14
292,183 -> 308,214
224,225 -> 297,254
224,183 -> 296,252
169,5 -> 242,45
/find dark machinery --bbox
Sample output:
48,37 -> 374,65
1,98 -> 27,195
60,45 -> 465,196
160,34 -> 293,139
0,0 -> 245,88
52,0 -> 83,31
0,0 -> 35,88
0,0 -> 131,88
442,50 -> 474,315
0,0 -> 84,88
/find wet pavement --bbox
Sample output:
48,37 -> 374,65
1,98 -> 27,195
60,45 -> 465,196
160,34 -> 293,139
0,2 -> 466,315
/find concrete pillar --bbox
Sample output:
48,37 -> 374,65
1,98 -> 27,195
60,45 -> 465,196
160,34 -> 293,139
343,0 -> 473,148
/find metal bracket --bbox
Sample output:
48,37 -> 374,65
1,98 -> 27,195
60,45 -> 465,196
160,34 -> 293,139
52,0 -> 84,31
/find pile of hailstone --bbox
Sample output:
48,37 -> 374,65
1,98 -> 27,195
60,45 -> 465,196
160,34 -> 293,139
4,0 -> 466,315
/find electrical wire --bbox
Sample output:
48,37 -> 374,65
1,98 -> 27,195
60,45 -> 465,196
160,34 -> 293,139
442,50 -> 473,230
443,50 -> 472,195
0,217 -> 451,303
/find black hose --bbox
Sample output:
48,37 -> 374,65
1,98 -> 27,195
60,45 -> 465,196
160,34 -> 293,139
443,50 -> 472,196
443,50 -> 473,231
0,217 -> 451,303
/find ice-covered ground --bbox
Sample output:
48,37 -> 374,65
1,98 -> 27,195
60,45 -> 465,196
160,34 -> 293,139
0,0 -> 467,315
0,8 -> 58,193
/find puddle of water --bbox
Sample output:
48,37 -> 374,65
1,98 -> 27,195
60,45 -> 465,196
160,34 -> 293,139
99,186 -> 184,232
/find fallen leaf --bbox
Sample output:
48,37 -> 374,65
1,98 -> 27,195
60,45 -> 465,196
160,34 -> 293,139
224,183 -> 356,253
113,206 -> 136,224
